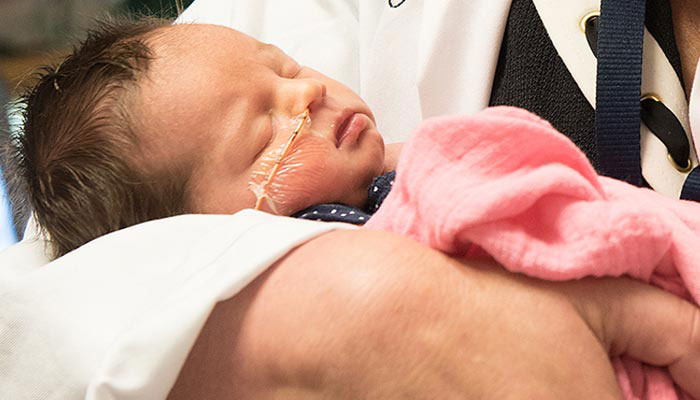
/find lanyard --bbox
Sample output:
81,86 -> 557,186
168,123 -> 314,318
594,0 -> 700,200
595,0 -> 647,186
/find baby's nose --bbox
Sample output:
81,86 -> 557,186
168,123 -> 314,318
275,78 -> 326,114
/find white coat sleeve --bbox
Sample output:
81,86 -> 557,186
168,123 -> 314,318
0,210 -> 355,400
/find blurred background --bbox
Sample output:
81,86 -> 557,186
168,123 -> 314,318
0,0 -> 193,252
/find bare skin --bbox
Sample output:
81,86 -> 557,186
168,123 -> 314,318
164,7 -> 700,398
382,142 -> 404,173
139,25 -> 385,217
168,230 -> 700,399
670,0 -> 700,97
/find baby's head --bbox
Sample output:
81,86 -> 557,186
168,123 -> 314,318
139,23 -> 385,215
12,18 -> 385,258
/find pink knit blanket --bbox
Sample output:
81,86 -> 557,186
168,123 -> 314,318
365,106 -> 699,400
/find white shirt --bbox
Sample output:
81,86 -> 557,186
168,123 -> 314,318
0,211 -> 353,400
360,0 -> 700,198
3,1 -> 699,398
181,0 -> 700,197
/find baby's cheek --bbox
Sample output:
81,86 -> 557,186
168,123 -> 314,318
249,135 -> 335,215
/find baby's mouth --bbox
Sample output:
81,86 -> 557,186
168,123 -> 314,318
335,114 -> 352,147
335,113 -> 368,148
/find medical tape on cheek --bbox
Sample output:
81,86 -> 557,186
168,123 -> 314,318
249,110 -> 311,213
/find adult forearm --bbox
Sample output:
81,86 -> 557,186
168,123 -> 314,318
168,229 -> 699,399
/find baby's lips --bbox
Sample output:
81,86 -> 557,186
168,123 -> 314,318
332,108 -> 356,146
336,113 -> 369,148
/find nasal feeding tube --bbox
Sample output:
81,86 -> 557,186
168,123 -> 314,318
251,109 -> 310,212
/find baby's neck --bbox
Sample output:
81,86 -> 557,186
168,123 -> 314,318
382,143 -> 403,174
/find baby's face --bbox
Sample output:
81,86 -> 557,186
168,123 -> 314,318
136,24 -> 385,215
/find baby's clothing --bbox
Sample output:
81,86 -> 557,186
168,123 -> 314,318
293,171 -> 395,224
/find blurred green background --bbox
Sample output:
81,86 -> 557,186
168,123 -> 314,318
0,0 -> 194,95
0,0 -> 193,249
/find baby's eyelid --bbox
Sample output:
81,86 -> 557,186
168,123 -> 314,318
290,64 -> 303,79
253,135 -> 272,163
252,116 -> 275,162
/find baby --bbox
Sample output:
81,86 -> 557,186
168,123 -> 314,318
135,22 -> 391,217
12,17 -> 397,258
10,17 -> 700,398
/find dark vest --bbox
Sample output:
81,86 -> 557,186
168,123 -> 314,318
489,0 -> 684,169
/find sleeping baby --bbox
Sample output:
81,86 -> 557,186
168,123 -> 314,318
10,17 -> 700,399
14,17 -> 397,260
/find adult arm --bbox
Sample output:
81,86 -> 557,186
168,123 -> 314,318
168,229 -> 700,399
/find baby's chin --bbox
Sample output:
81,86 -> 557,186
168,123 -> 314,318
251,169 -> 373,217
248,133 -> 383,216
256,177 -> 363,217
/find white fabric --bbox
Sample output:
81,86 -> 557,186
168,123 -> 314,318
0,216 -> 52,282
1,3 -> 368,399
176,0 -> 512,144
690,64 -> 700,153
361,0 -> 700,197
359,0 -> 511,143
178,0 -> 362,94
0,210 -> 353,400
4,1 -> 700,399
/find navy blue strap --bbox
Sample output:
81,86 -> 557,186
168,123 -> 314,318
595,0 -> 647,186
681,167 -> 700,201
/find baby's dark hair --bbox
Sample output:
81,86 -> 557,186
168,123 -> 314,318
7,16 -> 191,259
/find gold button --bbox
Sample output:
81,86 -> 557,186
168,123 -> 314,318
641,93 -> 662,103
580,10 -> 600,33
667,153 -> 693,173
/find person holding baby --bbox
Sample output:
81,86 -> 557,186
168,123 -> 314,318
5,1 -> 700,399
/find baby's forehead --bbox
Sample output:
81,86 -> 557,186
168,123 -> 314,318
134,24 -> 276,174
148,24 -> 296,91
153,24 -> 263,58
